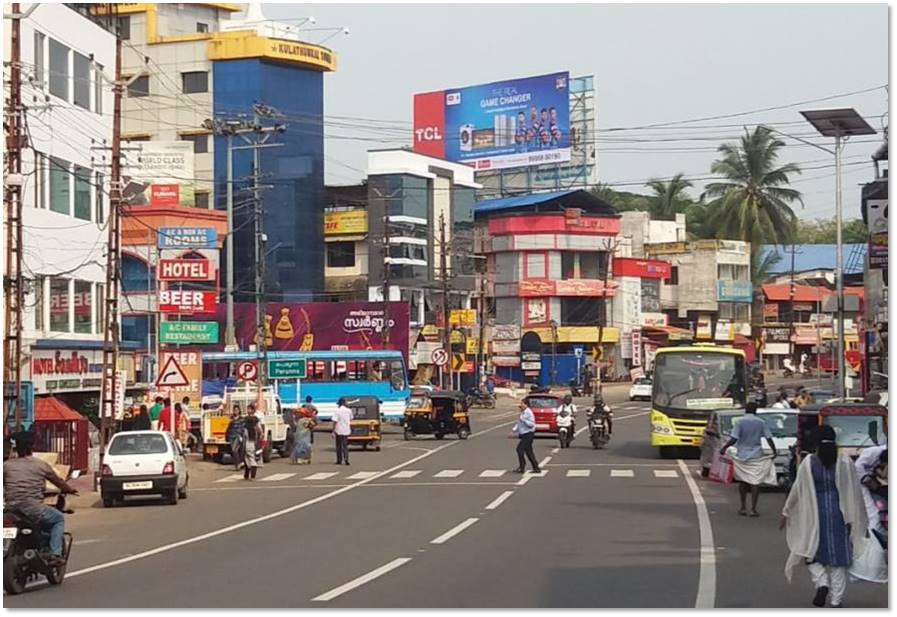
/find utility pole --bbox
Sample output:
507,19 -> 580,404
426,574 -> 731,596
4,2 -> 24,430
594,238 -> 617,401
785,244 -> 801,365
382,212 -> 391,350
439,212 -> 453,390
98,7 -> 123,483
476,262 -> 487,386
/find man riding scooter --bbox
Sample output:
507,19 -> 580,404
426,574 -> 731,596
3,431 -> 79,566
557,394 -> 577,447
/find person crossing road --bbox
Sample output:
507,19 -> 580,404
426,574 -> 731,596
512,400 -> 540,474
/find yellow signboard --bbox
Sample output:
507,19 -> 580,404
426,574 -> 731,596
325,210 -> 368,236
450,331 -> 465,344
645,241 -> 688,255
208,32 -> 337,72
450,309 -> 477,327
465,338 -> 480,355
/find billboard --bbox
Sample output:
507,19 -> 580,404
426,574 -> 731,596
216,302 -> 411,361
324,210 -> 368,236
123,141 -> 195,208
717,280 -> 753,303
866,198 -> 887,269
413,72 -> 571,171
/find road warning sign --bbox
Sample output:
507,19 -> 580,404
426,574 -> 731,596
155,355 -> 190,388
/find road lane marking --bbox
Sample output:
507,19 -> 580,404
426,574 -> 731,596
259,473 -> 296,482
539,456 -> 552,466
430,517 -> 479,544
610,469 -> 634,477
347,471 -> 379,480
677,459 -> 716,609
516,470 -> 547,485
305,472 -> 339,480
215,474 -> 244,483
654,469 -> 679,478
479,470 -> 506,478
551,447 -> 560,454
311,557 -> 412,602
485,490 -> 514,510
547,463 -> 680,467
434,469 -> 463,478
566,469 -> 591,477
67,418 -> 518,580
389,470 -> 421,479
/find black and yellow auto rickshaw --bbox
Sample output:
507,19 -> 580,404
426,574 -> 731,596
788,403 -> 888,483
346,396 -> 382,451
403,390 -> 470,440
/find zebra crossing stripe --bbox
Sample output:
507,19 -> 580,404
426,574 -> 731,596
347,471 -> 379,480
610,469 -> 634,478
566,469 -> 591,477
215,474 -> 243,483
654,469 -> 679,478
479,470 -> 506,478
259,473 -> 297,482
434,469 -> 463,478
390,470 -> 421,479
305,472 -> 339,480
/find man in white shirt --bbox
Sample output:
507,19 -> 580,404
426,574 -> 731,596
512,400 -> 540,473
331,397 -> 354,466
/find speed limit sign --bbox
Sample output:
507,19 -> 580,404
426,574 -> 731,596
431,348 -> 449,367
237,360 -> 259,382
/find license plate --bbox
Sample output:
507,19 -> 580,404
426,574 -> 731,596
123,481 -> 153,491
2,528 -> 17,539
205,445 -> 219,454
535,424 -> 550,431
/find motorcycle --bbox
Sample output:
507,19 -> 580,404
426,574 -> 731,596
588,403 -> 612,449
556,410 -> 574,448
3,470 -> 80,595
465,388 -> 496,410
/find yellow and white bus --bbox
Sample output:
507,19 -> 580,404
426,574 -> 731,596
650,344 -> 748,458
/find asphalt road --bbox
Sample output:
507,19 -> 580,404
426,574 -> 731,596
5,386 -> 888,608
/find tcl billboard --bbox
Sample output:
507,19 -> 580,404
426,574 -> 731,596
413,72 -> 571,171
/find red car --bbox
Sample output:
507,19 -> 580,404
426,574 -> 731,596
523,394 -> 563,434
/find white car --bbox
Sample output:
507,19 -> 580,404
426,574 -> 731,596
100,431 -> 188,507
757,408 -> 799,486
629,378 -> 653,401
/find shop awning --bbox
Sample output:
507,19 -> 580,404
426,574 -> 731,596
35,397 -> 83,422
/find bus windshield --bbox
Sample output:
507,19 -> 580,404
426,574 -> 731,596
653,352 -> 747,412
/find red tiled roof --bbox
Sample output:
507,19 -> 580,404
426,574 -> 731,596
762,284 -> 864,303
35,397 -> 83,422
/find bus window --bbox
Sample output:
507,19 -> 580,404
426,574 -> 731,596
369,361 -> 385,382
389,359 -> 406,391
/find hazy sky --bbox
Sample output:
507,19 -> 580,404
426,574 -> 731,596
264,3 -> 888,221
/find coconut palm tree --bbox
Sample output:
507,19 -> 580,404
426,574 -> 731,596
645,173 -> 693,220
701,126 -> 803,247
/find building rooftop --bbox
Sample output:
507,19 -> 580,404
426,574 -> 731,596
473,189 -> 616,217
760,244 -> 867,276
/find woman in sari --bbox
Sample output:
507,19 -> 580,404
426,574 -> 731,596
242,409 -> 264,480
780,425 -> 867,607
290,414 -> 316,464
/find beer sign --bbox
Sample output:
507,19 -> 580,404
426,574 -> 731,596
159,290 -> 218,314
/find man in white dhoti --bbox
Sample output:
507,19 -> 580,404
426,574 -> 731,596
720,402 -> 777,517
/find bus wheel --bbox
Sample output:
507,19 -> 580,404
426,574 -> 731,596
659,447 -> 677,460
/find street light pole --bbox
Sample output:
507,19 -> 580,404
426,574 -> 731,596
226,133 -> 235,349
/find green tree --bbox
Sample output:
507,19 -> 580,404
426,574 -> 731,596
749,245 -> 783,325
795,217 -> 869,243
701,126 -> 803,247
645,173 -> 693,220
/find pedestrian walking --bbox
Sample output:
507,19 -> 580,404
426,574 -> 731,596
241,408 -> 264,480
720,401 -> 777,516
132,404 -> 152,431
780,425 -> 867,608
301,395 -> 319,444
290,414 -> 316,464
331,397 -> 353,466
149,396 -> 164,430
512,400 -> 540,473
850,446 -> 887,584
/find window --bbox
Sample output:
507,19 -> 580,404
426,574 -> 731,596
94,63 -> 104,114
49,157 -> 70,215
74,281 -> 92,333
718,263 -> 735,281
128,75 -> 149,98
73,165 -> 91,220
34,153 -> 46,209
33,32 -> 45,89
580,252 -> 601,279
196,22 -> 209,33
561,252 -> 575,279
561,297 -> 604,326
641,279 -> 661,313
118,16 -> 131,41
181,71 -> 208,94
181,133 -> 208,153
49,277 -> 69,332
194,191 -> 209,209
719,302 -> 750,322
669,266 -> 679,285
95,283 -> 104,333
122,254 -> 154,293
327,241 -> 356,268
95,172 -> 105,223
73,51 -> 91,110
48,38 -> 69,100
526,253 -> 545,278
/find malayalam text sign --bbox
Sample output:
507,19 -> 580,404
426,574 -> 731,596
158,258 -> 214,281
159,290 -> 218,314
158,227 -> 218,249
160,321 -> 219,344
269,359 -> 308,380
413,72 -> 571,171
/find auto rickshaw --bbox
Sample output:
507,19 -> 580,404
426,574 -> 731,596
403,391 -> 471,440
346,396 -> 382,451
788,403 -> 888,484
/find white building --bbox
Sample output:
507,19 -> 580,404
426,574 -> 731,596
9,4 -> 118,398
